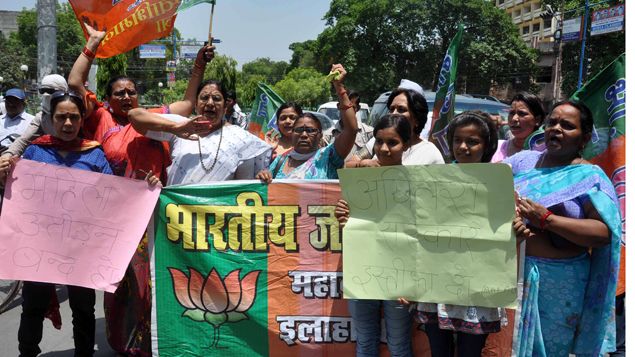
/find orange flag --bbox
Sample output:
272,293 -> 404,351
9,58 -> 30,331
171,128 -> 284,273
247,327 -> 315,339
69,0 -> 181,58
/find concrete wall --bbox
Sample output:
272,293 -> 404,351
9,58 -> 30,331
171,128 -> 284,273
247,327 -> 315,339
0,11 -> 19,39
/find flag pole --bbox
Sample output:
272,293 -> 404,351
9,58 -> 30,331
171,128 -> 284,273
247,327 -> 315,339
207,2 -> 215,45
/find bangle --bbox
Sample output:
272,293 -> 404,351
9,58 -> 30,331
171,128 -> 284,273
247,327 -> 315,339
540,210 -> 553,230
82,46 -> 96,60
338,88 -> 348,97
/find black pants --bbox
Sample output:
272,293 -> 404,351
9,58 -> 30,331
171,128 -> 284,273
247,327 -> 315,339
425,323 -> 488,357
610,293 -> 625,357
18,282 -> 96,357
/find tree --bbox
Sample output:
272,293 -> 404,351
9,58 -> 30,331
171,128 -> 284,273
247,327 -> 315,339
203,54 -> 238,94
242,58 -> 288,84
273,67 -> 330,109
289,40 -> 319,70
543,0 -> 625,96
306,0 -> 537,101
95,54 -> 129,100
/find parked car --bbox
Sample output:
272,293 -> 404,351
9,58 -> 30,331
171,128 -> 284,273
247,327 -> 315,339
317,101 -> 370,126
369,91 -> 510,139
305,110 -> 334,131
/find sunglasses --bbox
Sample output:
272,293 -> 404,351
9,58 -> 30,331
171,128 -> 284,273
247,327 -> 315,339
39,88 -> 56,95
50,90 -> 83,101
293,126 -> 321,135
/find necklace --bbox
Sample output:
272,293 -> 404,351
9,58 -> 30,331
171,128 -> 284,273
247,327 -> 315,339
197,127 -> 223,172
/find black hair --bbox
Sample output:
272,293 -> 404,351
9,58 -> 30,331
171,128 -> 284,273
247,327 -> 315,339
226,90 -> 237,101
510,91 -> 546,125
106,76 -> 137,98
373,114 -> 412,144
294,112 -> 322,131
197,80 -> 227,101
348,90 -> 360,103
446,110 -> 499,163
387,88 -> 429,136
50,91 -> 86,118
550,100 -> 594,136
276,102 -> 303,122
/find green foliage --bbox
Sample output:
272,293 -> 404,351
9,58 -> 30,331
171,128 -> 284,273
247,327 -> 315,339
237,73 -> 266,110
0,36 -> 27,90
272,67 -> 330,109
203,54 -> 238,94
297,0 -> 537,101
95,54 -> 129,100
542,0 -> 625,96
289,40 -> 319,69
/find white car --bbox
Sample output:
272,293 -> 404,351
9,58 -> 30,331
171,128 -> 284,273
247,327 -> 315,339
317,101 -> 370,126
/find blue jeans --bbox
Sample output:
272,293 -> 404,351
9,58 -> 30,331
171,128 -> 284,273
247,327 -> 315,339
348,299 -> 413,357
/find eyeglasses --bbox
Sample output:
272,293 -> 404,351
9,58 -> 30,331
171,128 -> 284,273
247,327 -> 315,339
111,89 -> 137,99
39,88 -> 56,95
293,126 -> 321,135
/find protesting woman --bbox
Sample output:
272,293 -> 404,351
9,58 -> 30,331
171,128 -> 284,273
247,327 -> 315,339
256,64 -> 357,181
66,23 -> 212,356
265,102 -> 303,160
335,114 -> 415,357
491,92 -> 546,162
507,101 -> 621,356
348,87 -> 444,167
128,80 -> 271,185
415,111 -> 504,357
0,91 -> 157,357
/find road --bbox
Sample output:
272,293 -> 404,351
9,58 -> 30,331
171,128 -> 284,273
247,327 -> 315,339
0,285 -> 116,356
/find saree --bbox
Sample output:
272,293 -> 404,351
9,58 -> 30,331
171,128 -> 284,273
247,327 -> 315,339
511,163 -> 621,356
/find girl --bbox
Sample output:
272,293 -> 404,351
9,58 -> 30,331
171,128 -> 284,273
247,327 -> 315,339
336,113 -> 415,357
415,110 -> 502,357
265,102 -> 303,160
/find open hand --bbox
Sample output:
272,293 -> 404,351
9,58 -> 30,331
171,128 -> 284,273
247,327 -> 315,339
172,116 -> 214,140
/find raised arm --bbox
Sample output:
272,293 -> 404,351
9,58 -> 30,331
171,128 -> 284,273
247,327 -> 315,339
167,45 -> 214,116
331,64 -> 358,159
128,108 -> 212,140
68,22 -> 105,117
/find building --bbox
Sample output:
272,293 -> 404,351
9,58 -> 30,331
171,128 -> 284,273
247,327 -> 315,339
0,11 -> 19,39
496,0 -> 560,105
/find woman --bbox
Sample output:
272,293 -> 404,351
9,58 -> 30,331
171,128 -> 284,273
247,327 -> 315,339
491,92 -> 546,162
0,91 -> 156,357
265,102 -> 303,160
415,111 -> 503,357
349,87 -> 444,167
256,64 -> 357,181
66,23 -> 212,356
128,79 -> 271,185
336,114 -> 415,357
507,101 -> 620,356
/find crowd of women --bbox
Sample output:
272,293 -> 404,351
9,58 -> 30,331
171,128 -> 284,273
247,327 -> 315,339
0,19 -> 621,357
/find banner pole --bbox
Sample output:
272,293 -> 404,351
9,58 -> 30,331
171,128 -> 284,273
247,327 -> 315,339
207,2 -> 215,45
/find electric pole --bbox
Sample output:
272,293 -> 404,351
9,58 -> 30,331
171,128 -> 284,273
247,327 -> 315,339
37,0 -> 57,84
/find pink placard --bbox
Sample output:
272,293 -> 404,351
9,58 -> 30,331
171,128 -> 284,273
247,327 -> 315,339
0,159 -> 161,292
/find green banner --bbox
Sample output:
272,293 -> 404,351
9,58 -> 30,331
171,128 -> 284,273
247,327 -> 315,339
571,53 -> 625,158
429,24 -> 464,157
338,164 -> 518,308
247,83 -> 286,140
177,0 -> 215,12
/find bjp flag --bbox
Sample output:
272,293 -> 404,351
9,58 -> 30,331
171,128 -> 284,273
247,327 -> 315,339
69,0 -> 181,58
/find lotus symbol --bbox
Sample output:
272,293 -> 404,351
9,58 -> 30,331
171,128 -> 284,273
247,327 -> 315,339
168,267 -> 261,348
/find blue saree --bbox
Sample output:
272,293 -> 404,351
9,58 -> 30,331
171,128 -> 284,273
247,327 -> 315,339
510,162 -> 621,356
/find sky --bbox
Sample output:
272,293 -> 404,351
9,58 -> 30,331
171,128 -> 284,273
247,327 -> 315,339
3,0 -> 331,68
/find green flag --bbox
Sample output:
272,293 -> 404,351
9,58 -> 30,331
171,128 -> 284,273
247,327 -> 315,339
571,53 -> 625,159
429,24 -> 464,157
177,0 -> 215,12
247,83 -> 286,139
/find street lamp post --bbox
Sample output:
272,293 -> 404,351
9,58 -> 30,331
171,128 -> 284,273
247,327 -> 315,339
20,64 -> 29,92
158,81 -> 164,105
